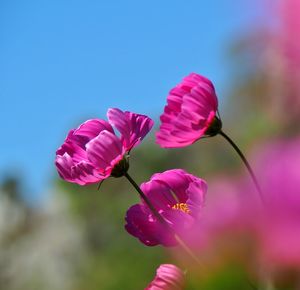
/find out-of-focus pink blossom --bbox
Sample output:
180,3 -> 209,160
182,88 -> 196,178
55,108 -> 153,185
254,138 -> 300,268
183,137 -> 300,279
125,169 -> 207,246
156,73 -> 219,148
145,264 -> 185,290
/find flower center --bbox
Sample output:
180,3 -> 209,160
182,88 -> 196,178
172,203 -> 190,214
110,155 -> 129,178
205,116 -> 222,137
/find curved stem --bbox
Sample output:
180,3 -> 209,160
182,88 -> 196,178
219,131 -> 264,204
174,234 -> 202,266
124,172 -> 202,265
124,172 -> 167,226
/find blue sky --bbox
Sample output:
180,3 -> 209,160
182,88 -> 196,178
0,0 -> 263,203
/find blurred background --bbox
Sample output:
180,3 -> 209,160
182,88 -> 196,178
0,0 -> 299,289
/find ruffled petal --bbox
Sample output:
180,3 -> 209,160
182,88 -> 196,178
107,108 -> 154,151
155,130 -> 195,148
55,153 -> 74,181
145,264 -> 185,290
158,169 -> 206,220
162,209 -> 194,235
71,161 -> 105,185
56,139 -> 88,162
55,154 -> 101,185
186,178 -> 207,218
125,169 -> 207,247
149,169 -> 194,203
156,73 -> 219,148
86,130 -> 124,175
125,204 -> 161,246
141,180 -> 178,210
72,119 -> 114,148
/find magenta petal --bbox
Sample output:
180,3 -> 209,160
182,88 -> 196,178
126,111 -> 154,150
149,169 -> 195,202
125,204 -> 161,246
56,139 -> 88,162
145,264 -> 185,290
156,130 -> 194,148
55,153 -> 74,181
162,209 -> 194,235
73,119 -> 114,147
55,108 -> 153,185
140,180 -> 178,210
107,108 -> 154,151
55,154 -> 101,185
156,72 -> 218,148
71,161 -> 104,185
151,169 -> 187,186
86,130 -> 124,174
107,108 -> 131,140
186,180 -> 207,218
125,169 -> 207,247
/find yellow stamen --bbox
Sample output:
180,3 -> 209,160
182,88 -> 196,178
172,203 -> 190,214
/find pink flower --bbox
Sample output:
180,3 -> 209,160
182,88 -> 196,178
156,73 -> 220,148
125,169 -> 207,246
145,264 -> 185,290
253,138 -> 300,268
55,108 -> 153,185
183,137 -> 300,279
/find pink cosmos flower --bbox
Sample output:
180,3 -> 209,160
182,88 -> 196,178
125,169 -> 207,246
253,138 -> 300,268
55,108 -> 153,185
145,264 -> 185,290
180,137 -> 300,283
156,73 -> 220,148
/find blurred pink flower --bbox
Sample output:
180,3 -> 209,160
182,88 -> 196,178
145,264 -> 185,290
55,108 -> 153,185
156,73 -> 220,148
184,137 -> 300,278
125,169 -> 207,246
254,138 -> 300,268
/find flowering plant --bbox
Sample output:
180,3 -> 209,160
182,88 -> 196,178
55,108 -> 153,185
54,71 -> 300,289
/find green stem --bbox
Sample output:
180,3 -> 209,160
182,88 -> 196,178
124,172 -> 167,226
219,130 -> 264,204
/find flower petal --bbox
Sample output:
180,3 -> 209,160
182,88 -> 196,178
55,154 -> 101,185
55,153 -> 74,181
186,179 -> 207,218
156,73 -> 219,148
141,180 -> 178,211
125,204 -> 161,246
86,130 -> 124,175
72,119 -> 114,148
125,169 -> 207,247
56,138 -> 88,162
107,108 -> 154,151
145,264 -> 185,290
149,169 -> 195,203
71,161 -> 105,185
